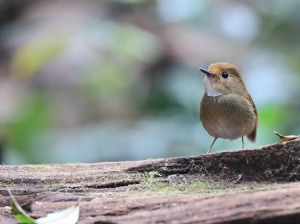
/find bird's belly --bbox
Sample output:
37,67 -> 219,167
200,95 -> 256,140
202,117 -> 243,140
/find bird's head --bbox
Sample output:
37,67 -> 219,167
199,62 -> 246,96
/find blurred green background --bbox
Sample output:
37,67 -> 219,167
0,0 -> 300,164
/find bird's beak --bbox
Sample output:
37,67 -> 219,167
199,68 -> 212,77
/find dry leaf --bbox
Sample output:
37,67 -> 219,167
273,131 -> 299,142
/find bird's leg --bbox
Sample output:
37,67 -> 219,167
242,136 -> 244,149
206,137 -> 218,154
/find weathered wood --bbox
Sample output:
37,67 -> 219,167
0,138 -> 300,223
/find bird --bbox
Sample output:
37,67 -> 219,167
199,62 -> 258,154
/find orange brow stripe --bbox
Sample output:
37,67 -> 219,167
210,68 -> 222,74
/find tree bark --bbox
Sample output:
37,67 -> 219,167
1,138 -> 300,223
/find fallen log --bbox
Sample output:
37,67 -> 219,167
0,138 -> 300,223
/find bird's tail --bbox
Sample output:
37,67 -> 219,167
247,126 -> 257,143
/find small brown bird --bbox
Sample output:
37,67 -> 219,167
199,62 -> 258,154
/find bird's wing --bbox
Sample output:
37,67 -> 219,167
244,93 -> 258,142
244,93 -> 258,123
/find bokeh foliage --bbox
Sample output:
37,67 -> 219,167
0,0 -> 299,164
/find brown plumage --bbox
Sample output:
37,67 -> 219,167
199,62 -> 258,154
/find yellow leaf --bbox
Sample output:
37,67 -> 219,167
273,131 -> 299,142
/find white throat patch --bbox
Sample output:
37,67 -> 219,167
205,78 -> 222,97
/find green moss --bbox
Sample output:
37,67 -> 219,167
20,166 -> 50,172
0,179 -> 15,187
33,166 -> 50,172
120,173 -> 284,197
66,163 -> 81,168
37,178 -> 46,186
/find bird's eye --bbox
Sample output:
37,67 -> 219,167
222,72 -> 228,79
